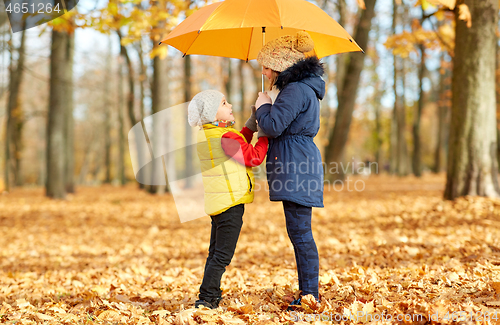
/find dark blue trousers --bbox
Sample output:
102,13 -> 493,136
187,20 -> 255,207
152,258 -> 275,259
199,204 -> 244,302
283,200 -> 319,300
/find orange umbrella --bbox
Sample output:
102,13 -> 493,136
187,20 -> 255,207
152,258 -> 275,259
159,0 -> 363,60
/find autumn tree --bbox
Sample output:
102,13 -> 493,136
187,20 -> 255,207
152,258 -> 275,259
324,0 -> 377,181
90,0 -> 186,190
389,0 -> 410,176
384,0 -> 459,176
149,0 -> 173,194
4,28 -> 26,191
444,0 -> 500,199
46,28 -> 72,198
433,53 -> 451,173
42,1 -> 83,198
64,30 -> 75,193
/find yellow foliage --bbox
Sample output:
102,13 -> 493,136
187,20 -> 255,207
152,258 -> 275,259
47,9 -> 80,33
384,28 -> 444,57
434,9 -> 445,21
150,46 -> 168,60
86,0 -> 178,47
425,0 -> 455,9
458,4 -> 472,28
421,0 -> 436,11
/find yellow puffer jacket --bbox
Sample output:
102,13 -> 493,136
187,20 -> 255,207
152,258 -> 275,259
197,124 -> 255,216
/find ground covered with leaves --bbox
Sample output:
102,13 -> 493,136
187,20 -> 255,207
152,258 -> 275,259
2,174 -> 500,324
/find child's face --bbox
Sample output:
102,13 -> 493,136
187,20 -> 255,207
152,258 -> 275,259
262,66 -> 273,81
215,97 -> 235,122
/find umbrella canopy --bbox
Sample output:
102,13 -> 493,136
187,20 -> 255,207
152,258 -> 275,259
160,0 -> 363,61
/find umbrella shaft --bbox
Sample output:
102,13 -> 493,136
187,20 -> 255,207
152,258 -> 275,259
262,27 -> 266,93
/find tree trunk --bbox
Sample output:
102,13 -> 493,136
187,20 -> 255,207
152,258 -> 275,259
137,42 -> 146,122
4,27 -> 13,191
433,53 -> 448,173
38,118 -> 46,186
64,30 -> 75,193
389,0 -> 398,175
396,4 -> 410,177
374,82 -> 383,172
335,0 -> 348,99
46,29 -> 68,199
104,38 -> 112,184
13,108 -> 24,187
117,32 -> 137,128
78,130 -> 96,185
5,28 -> 26,189
151,38 -> 169,194
135,42 -> 147,191
496,19 -> 500,171
397,59 -> 410,176
324,0 -> 377,181
118,59 -> 126,185
412,43 -> 426,177
444,0 -> 500,199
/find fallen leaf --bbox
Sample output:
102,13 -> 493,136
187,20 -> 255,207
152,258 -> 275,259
98,310 -> 123,322
35,312 -> 54,321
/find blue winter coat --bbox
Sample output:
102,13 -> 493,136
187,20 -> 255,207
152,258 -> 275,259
256,57 -> 326,208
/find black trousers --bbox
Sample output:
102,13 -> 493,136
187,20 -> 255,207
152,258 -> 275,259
199,204 -> 244,302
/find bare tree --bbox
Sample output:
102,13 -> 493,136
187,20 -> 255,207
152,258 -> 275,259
104,38 -> 113,184
151,33 -> 170,194
323,0 -> 377,181
444,0 -> 500,199
64,30 -> 75,193
46,28 -> 69,198
433,53 -> 450,173
4,28 -> 26,190
117,58 -> 126,185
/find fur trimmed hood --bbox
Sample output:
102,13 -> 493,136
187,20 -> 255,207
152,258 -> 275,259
274,56 -> 326,100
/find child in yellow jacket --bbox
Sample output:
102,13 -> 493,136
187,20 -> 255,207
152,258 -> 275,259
187,89 -> 268,308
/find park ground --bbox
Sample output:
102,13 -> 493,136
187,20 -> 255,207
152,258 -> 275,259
1,174 -> 500,324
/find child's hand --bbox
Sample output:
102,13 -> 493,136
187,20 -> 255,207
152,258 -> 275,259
257,123 -> 269,138
255,92 -> 272,109
251,105 -> 257,116
244,105 -> 258,132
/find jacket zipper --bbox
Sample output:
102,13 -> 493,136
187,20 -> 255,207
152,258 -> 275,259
247,173 -> 252,192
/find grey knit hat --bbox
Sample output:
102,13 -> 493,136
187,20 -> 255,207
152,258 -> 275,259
188,90 -> 225,127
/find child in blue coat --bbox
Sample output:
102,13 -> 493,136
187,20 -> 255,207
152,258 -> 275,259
255,31 -> 325,308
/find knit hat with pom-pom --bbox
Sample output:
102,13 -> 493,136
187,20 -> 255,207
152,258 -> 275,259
257,31 -> 315,72
188,90 -> 225,127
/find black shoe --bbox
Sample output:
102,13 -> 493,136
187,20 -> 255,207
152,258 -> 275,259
287,296 -> 321,311
195,296 -> 222,309
195,299 -> 216,309
214,296 -> 223,307
286,297 -> 302,311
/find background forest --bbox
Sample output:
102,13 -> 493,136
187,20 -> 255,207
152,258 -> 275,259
0,0 -> 479,195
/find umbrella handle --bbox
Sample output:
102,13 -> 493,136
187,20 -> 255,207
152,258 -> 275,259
262,27 -> 265,93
